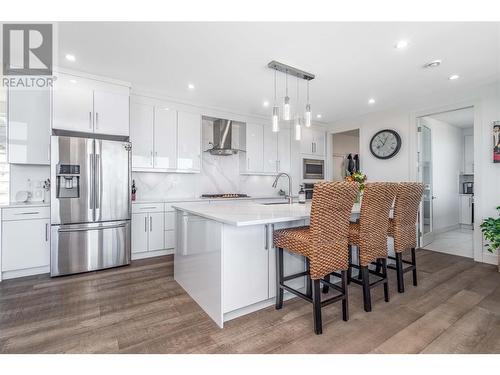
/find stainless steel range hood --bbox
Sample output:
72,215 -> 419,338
208,118 -> 240,156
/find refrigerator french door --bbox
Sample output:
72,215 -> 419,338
50,135 -> 131,276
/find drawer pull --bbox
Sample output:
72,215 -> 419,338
15,212 -> 40,215
139,206 -> 157,210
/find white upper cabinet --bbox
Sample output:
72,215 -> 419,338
263,125 -> 278,173
53,74 -> 94,133
241,123 -> 290,175
300,127 -> 325,157
130,101 -> 200,173
93,90 -> 130,136
243,123 -> 264,173
130,102 -> 154,169
154,108 -> 177,169
8,88 -> 51,165
177,111 -> 201,172
53,72 -> 130,136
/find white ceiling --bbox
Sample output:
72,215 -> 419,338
57,22 -> 500,123
428,107 -> 474,128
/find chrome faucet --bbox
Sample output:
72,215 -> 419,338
272,172 -> 293,204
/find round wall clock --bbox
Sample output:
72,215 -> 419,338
369,129 -> 402,159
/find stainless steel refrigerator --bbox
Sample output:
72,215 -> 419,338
50,134 -> 131,276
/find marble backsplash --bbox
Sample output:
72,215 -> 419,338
132,118 -> 287,201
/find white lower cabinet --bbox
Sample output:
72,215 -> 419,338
459,195 -> 473,225
131,213 -> 149,253
148,212 -> 164,251
1,207 -> 50,279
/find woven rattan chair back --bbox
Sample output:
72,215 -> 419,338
392,182 -> 425,252
357,182 -> 398,266
308,181 -> 359,279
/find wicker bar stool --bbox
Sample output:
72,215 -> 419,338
387,182 -> 425,293
273,181 -> 359,335
347,182 -> 398,312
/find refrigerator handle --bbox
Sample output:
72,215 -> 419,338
95,154 -> 101,209
89,154 -> 94,210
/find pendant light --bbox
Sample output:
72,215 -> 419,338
272,70 -> 279,132
282,69 -> 291,121
304,80 -> 311,127
294,76 -> 302,141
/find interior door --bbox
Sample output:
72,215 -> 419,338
95,139 -> 131,222
418,121 -> 434,247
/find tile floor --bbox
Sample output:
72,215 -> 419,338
422,228 -> 474,258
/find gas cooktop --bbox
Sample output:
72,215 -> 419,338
201,193 -> 250,199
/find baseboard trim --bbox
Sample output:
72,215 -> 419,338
482,251 -> 499,266
2,265 -> 50,280
132,249 -> 174,260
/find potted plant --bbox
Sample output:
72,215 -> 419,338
345,171 -> 367,202
480,206 -> 500,272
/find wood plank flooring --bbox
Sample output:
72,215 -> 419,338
0,249 -> 499,354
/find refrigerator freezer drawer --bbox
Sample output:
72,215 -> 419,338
51,221 -> 131,276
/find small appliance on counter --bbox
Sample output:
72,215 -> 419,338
463,182 -> 474,195
303,183 -> 315,200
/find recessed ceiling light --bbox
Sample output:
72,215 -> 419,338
263,101 -> 269,107
188,83 -> 195,90
449,74 -> 460,80
65,54 -> 76,62
368,98 -> 376,105
423,59 -> 442,69
316,114 -> 322,119
69,79 -> 77,84
395,40 -> 409,49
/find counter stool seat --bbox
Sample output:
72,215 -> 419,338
273,226 -> 313,258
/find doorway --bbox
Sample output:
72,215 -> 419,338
417,107 -> 474,258
331,129 -> 360,181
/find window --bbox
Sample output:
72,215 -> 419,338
0,88 -> 9,204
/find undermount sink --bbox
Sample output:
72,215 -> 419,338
259,201 -> 291,205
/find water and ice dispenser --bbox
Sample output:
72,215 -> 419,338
56,164 -> 80,198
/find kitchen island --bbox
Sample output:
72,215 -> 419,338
173,200 -> 362,327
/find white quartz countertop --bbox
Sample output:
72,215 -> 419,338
172,201 -> 361,227
132,196 -> 287,204
0,201 -> 50,208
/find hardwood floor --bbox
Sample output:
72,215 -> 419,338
0,249 -> 499,354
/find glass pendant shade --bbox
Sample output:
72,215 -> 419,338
272,106 -> 279,132
283,96 -> 290,121
305,104 -> 311,127
294,116 -> 301,141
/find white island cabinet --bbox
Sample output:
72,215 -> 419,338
173,201 -> 345,327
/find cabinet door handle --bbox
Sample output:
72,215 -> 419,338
89,112 -> 92,129
95,112 -> 99,129
45,223 -> 49,242
151,151 -> 154,166
144,216 -> 147,232
150,216 -> 153,232
265,224 -> 269,250
247,158 -> 250,170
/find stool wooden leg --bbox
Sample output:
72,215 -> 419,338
341,270 -> 349,321
382,258 -> 389,302
312,279 -> 322,334
305,258 -> 313,297
322,274 -> 330,294
411,248 -> 418,286
347,246 -> 352,285
275,247 -> 284,309
395,252 -> 404,293
361,266 -> 372,312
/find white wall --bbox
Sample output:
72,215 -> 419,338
419,116 -> 462,233
329,81 -> 500,264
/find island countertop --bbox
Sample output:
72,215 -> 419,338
172,201 -> 361,226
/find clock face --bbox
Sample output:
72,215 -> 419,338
370,130 -> 401,159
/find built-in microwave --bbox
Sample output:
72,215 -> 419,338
303,158 -> 325,180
